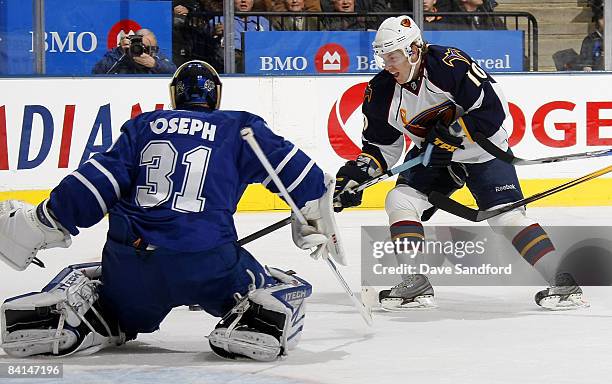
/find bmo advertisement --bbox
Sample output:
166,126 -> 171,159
0,74 -> 610,208
245,30 -> 524,74
0,0 -> 172,75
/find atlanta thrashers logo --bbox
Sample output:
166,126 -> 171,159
442,48 -> 471,67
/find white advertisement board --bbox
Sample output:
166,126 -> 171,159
0,73 -> 610,191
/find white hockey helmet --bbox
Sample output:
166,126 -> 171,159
372,16 -> 424,69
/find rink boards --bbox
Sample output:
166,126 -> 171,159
0,73 -> 610,210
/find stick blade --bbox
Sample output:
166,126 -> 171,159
428,192 -> 482,222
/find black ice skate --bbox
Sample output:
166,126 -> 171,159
378,274 -> 437,311
535,272 -> 589,311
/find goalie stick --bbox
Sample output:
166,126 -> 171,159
473,131 -> 612,165
428,165 -> 612,222
238,154 -> 425,246
240,127 -> 373,326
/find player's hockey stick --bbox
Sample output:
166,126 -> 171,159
473,131 -> 612,165
428,165 -> 612,222
241,127 -> 373,326
238,154 -> 425,246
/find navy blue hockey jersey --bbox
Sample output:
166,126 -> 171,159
361,45 -> 510,170
48,107 -> 326,252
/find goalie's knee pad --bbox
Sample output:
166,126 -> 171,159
0,262 -> 124,357
0,199 -> 71,271
208,267 -> 311,362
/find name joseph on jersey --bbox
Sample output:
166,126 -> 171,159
149,117 -> 217,141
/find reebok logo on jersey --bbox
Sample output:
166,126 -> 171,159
149,118 -> 216,141
495,184 -> 516,192
433,138 -> 459,152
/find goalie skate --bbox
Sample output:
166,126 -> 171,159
378,274 -> 437,311
535,272 -> 589,311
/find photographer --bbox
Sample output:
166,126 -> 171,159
92,29 -> 177,74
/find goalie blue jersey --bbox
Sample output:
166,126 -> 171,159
47,107 -> 326,252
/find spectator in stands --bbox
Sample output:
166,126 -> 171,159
322,0 -> 386,30
578,10 -> 604,71
272,0 -> 319,31
435,0 -> 453,11
213,0 -> 271,72
451,0 -> 505,30
263,0 -> 321,11
423,0 -> 454,30
203,0 -> 223,10
322,0 -> 387,29
92,29 -> 176,74
172,1 -> 223,72
322,0 -> 363,31
588,0 -> 603,14
386,0 -> 410,12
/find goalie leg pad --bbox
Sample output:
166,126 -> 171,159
0,199 -> 71,271
1,262 -> 124,357
208,268 -> 311,361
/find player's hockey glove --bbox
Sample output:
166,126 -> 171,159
333,161 -> 370,212
422,121 -> 465,168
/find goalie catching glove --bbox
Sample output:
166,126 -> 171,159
291,174 -> 347,265
0,199 -> 71,271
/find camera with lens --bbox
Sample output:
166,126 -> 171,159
128,35 -> 146,57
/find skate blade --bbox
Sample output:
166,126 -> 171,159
538,293 -> 590,311
208,330 -> 280,362
380,295 -> 438,312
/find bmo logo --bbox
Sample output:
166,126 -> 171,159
259,56 -> 308,71
107,19 -> 142,49
315,43 -> 349,73
29,31 -> 98,53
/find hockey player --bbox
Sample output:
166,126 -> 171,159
0,60 -> 341,361
334,16 -> 587,311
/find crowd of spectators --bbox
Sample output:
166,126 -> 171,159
166,0 -> 506,72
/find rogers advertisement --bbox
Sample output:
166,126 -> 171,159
0,73 -> 610,191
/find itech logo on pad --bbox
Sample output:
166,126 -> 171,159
315,43 -> 349,73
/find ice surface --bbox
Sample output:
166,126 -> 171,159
1,207 -> 611,384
